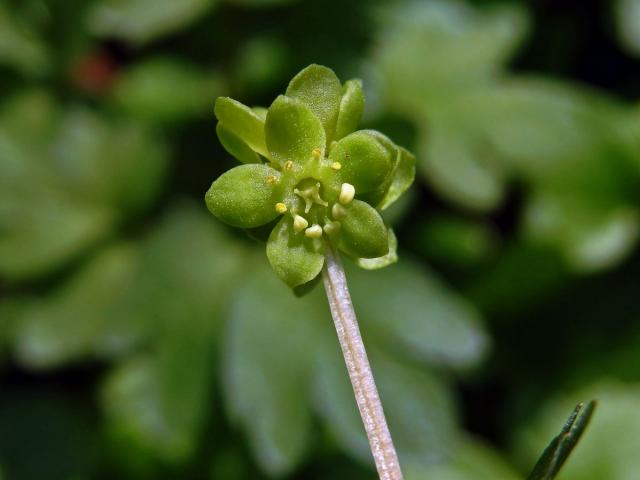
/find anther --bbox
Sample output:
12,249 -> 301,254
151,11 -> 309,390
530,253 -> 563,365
339,183 -> 355,205
275,202 -> 288,214
284,160 -> 294,170
293,215 -> 309,232
266,175 -> 277,184
330,162 -> 342,171
331,203 -> 347,219
312,148 -> 322,159
305,224 -> 323,238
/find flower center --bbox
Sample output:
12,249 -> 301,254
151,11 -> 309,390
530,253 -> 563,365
294,178 -> 329,214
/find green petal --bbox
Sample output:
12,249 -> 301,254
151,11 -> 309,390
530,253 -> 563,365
266,217 -> 325,287
216,123 -> 261,164
205,164 -> 282,228
214,97 -> 269,157
265,95 -> 326,165
285,64 -> 342,145
330,131 -> 392,193
356,228 -> 398,270
377,146 -> 416,210
335,79 -> 365,140
339,200 -> 389,259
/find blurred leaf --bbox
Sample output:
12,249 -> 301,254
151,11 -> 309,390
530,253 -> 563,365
376,0 -> 529,110
420,123 -> 505,211
616,0 -> 640,57
346,259 -> 489,369
526,401 -> 596,480
102,202 -> 243,461
12,243 -> 139,368
0,93 -> 168,281
0,3 -> 50,76
112,57 -> 225,123
224,263 -> 322,475
406,436 -> 520,480
312,344 -> 459,467
523,192 -> 640,272
86,0 -> 217,45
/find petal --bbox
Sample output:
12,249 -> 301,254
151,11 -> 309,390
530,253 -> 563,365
338,200 -> 389,259
205,164 -> 282,228
335,79 -> 365,140
356,228 -> 398,270
329,131 -> 392,193
214,97 -> 269,157
216,123 -> 261,164
265,95 -> 326,165
285,64 -> 342,145
266,217 -> 325,288
377,146 -> 416,210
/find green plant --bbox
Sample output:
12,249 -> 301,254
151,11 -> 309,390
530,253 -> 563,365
205,64 -> 414,479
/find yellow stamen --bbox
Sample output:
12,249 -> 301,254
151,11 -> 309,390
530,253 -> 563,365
305,224 -> 323,238
339,183 -> 355,205
331,162 -> 342,171
275,202 -> 288,214
312,148 -> 322,159
284,160 -> 294,170
266,175 -> 277,184
293,215 -> 309,232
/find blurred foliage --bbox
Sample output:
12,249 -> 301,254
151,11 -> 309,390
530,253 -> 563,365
0,0 -> 639,479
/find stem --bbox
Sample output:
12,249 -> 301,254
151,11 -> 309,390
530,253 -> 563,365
321,241 -> 404,480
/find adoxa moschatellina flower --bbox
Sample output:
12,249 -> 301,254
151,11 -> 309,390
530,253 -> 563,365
205,64 -> 415,288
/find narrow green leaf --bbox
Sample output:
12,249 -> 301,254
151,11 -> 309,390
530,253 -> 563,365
215,97 -> 269,157
264,95 -> 326,165
526,401 -> 597,480
285,64 -> 342,145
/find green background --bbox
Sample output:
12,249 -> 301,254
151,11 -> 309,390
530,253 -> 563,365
1,0 -> 640,478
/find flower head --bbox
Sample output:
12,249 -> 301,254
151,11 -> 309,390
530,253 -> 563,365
205,64 -> 415,288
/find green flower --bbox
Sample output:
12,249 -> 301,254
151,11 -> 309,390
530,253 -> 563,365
205,64 -> 415,288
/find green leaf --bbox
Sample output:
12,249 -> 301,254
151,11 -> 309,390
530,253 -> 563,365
335,79 -> 365,140
214,97 -> 269,157
356,228 -> 398,270
346,259 -> 489,369
216,123 -> 261,164
330,131 -> 392,193
205,164 -> 282,228
266,217 -> 324,287
339,200 -> 389,259
224,265 -> 322,475
86,0 -> 217,45
285,64 -> 342,145
526,401 -> 596,480
264,95 -> 326,165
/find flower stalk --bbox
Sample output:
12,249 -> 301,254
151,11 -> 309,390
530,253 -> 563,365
322,240 -> 403,480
